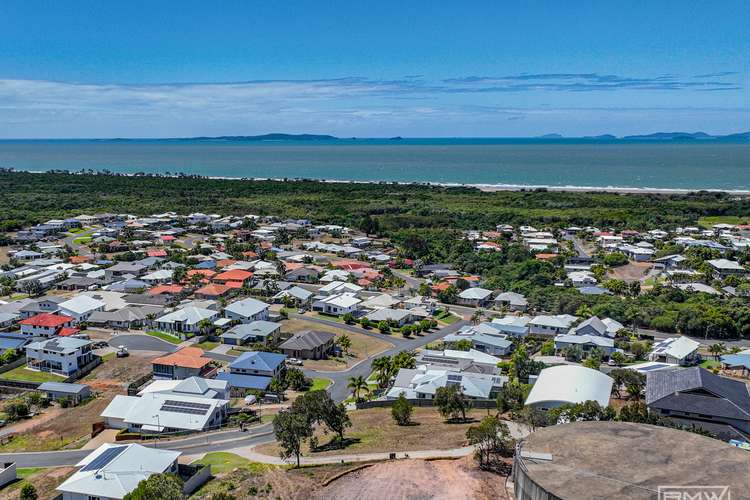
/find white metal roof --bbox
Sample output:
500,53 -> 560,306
57,443 -> 180,499
525,365 -> 613,408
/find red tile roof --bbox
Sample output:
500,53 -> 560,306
58,327 -> 81,337
149,284 -> 184,295
152,347 -> 211,369
187,269 -> 216,278
19,313 -> 73,328
195,283 -> 231,297
214,269 -> 253,282
216,259 -> 238,268
147,249 -> 168,257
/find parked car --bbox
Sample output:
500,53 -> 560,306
116,345 -> 129,358
286,357 -> 303,366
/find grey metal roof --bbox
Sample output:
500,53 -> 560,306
279,330 -> 336,351
646,367 -> 750,421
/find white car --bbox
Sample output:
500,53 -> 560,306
286,357 -> 303,366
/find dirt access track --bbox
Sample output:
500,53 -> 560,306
312,457 -> 510,500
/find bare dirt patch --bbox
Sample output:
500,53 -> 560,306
281,319 -> 392,371
0,466 -> 76,500
256,407 -> 488,458
313,456 -> 509,500
0,352 -> 153,452
608,261 -> 653,282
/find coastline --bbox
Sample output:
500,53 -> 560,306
9,169 -> 750,196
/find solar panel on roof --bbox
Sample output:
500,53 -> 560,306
160,399 -> 211,415
81,445 -> 127,471
447,374 -> 463,382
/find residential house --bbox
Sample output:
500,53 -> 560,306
491,316 -> 532,338
58,295 -> 106,324
154,307 -> 219,336
216,351 -> 286,394
279,330 -> 336,360
101,393 -> 228,434
528,314 -> 578,337
553,333 -> 615,358
493,292 -> 528,312
707,259 -> 747,279
38,382 -> 92,404
56,444 -> 189,500
221,321 -> 281,346
415,349 -> 503,375
646,367 -> 750,440
456,287 -> 493,307
18,313 -> 74,337
104,262 -> 146,280
364,308 -> 413,327
88,305 -> 163,329
224,297 -> 270,323
312,292 -> 361,316
138,376 -> 229,400
272,286 -> 313,307
25,337 -> 95,376
151,347 -> 214,379
386,368 -> 506,400
284,267 -> 320,283
443,323 -> 515,356
649,336 -> 701,366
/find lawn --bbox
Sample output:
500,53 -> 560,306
72,236 -> 92,245
698,216 -> 747,228
0,365 -> 66,383
145,330 -> 182,344
16,467 -> 45,479
435,311 -> 459,324
256,407 -> 487,458
700,359 -> 721,369
195,340 -> 220,351
192,452 -> 273,475
307,378 -> 331,392
0,466 -> 75,499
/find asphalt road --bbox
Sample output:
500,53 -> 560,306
312,319 -> 470,402
0,425 -> 275,467
109,334 -> 178,353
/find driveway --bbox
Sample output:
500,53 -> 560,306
109,334 -> 178,353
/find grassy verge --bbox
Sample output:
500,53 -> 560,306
145,330 -> 182,344
195,340 -> 220,351
192,452 -> 274,475
0,364 -> 66,383
308,378 -> 332,392
17,467 -> 46,479
72,236 -> 92,245
700,359 -> 721,369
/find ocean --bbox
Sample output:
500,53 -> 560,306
0,138 -> 749,191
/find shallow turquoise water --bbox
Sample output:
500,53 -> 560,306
0,139 -> 749,190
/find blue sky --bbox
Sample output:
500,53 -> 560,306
0,0 -> 748,138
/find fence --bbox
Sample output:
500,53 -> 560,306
356,398 -> 498,410
0,379 -> 40,391
127,373 -> 153,396
0,357 -> 26,376
65,356 -> 102,382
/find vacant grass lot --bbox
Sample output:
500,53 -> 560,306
282,319 -> 392,371
256,407 -> 485,458
0,365 -> 66,383
698,215 -> 748,228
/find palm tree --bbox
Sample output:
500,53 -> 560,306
372,356 -> 393,389
471,309 -> 483,325
347,375 -> 368,400
709,342 -> 727,361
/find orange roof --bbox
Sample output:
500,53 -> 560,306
216,259 -> 238,268
242,251 -> 258,258
58,327 -> 81,337
188,269 -> 216,278
259,241 -> 272,249
284,262 -> 304,271
69,255 -> 92,264
19,313 -> 73,327
357,278 -> 373,286
431,282 -> 451,292
152,347 -> 211,369
214,269 -> 253,281
224,281 -> 244,289
149,284 -> 184,295
160,235 -> 176,241
147,249 -> 168,257
464,275 -> 481,281
195,283 -> 231,297
535,253 -> 558,261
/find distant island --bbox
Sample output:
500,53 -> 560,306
48,130 -> 750,142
